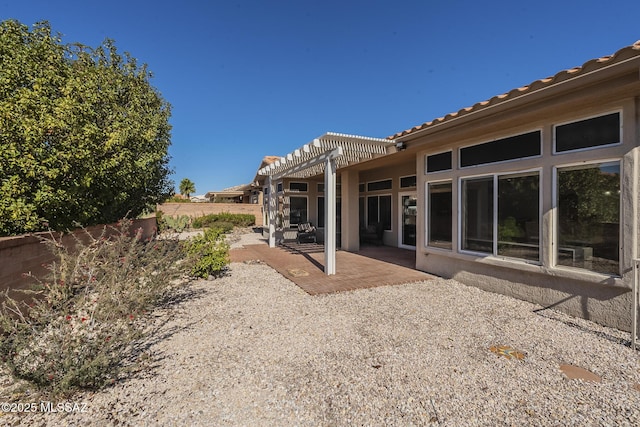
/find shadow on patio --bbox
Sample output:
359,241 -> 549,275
230,241 -> 434,295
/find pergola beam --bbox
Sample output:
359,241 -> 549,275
257,132 -> 396,276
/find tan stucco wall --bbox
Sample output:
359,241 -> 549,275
411,73 -> 640,331
417,253 -> 631,331
261,161 -> 418,248
157,203 -> 263,226
356,159 -> 417,247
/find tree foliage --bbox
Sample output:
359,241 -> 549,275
179,178 -> 195,198
0,20 -> 173,236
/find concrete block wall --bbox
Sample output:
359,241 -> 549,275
0,218 -> 157,298
157,203 -> 263,226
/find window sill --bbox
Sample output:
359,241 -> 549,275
421,249 -> 626,288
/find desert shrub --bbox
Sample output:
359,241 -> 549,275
0,219 -> 189,397
159,215 -> 191,232
191,213 -> 254,229
211,221 -> 234,234
184,227 -> 230,278
164,195 -> 192,203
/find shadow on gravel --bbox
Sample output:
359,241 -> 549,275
116,283 -> 211,383
534,309 -> 631,347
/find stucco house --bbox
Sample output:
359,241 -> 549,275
205,183 -> 261,204
252,40 -> 640,332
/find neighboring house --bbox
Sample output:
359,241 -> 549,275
205,184 -> 261,204
189,195 -> 208,203
249,41 -> 640,332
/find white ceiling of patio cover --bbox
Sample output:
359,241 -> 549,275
257,132 -> 396,179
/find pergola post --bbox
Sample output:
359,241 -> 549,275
324,155 -> 337,275
256,133 -> 396,275
268,175 -> 276,248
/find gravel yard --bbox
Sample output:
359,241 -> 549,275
3,231 -> 640,426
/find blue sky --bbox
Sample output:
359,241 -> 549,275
3,1 -> 640,194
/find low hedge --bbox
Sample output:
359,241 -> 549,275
191,213 -> 255,229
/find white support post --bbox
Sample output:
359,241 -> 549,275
324,156 -> 337,275
268,175 -> 276,248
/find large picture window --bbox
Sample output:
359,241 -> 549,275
462,171 -> 540,261
462,177 -> 494,253
427,182 -> 452,249
556,162 -> 620,275
497,173 -> 540,261
367,195 -> 392,231
289,196 -> 307,226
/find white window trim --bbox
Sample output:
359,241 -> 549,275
551,158 -> 622,276
425,179 -> 453,251
458,168 -> 543,264
552,109 -> 623,155
458,128 -> 543,170
425,150 -> 453,174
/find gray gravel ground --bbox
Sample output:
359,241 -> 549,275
3,231 -> 640,426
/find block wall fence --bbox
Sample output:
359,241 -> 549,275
0,218 -> 157,298
157,203 -> 264,226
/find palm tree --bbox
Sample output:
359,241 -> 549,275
179,178 -> 196,199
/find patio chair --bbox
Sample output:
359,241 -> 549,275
296,222 -> 317,244
360,222 -> 384,245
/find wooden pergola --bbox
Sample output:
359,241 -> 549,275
258,132 -> 397,275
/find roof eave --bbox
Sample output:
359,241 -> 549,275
393,41 -> 640,142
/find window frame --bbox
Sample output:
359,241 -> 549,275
366,194 -> 392,231
552,159 -> 622,276
426,150 -> 453,174
288,195 -> 308,227
400,174 -> 417,189
552,110 -> 623,155
367,179 -> 393,192
458,128 -> 543,169
425,179 -> 453,251
289,181 -> 308,192
458,168 -> 542,263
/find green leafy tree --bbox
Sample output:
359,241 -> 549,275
0,20 -> 173,236
179,178 -> 196,199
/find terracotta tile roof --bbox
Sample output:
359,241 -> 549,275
389,40 -> 640,140
221,183 -> 250,192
